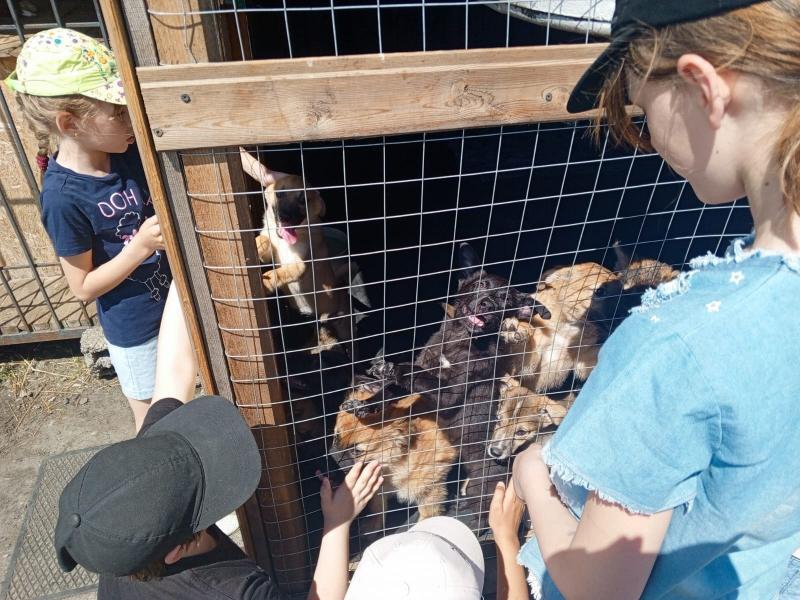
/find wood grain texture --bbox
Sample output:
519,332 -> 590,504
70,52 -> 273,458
139,44 -> 603,151
126,1 -> 309,590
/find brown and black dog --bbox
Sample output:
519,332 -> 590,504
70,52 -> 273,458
339,244 -> 548,531
412,243 -> 550,414
331,392 -> 456,521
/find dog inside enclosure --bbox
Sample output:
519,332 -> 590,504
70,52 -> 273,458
229,113 -> 750,583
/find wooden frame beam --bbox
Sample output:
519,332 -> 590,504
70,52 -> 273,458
102,0 -> 309,591
139,44 -> 603,151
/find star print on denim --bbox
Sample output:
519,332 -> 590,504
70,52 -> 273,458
706,301 -> 721,313
730,271 -> 745,285
650,315 -> 661,323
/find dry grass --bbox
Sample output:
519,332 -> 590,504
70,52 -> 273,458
0,349 -> 115,453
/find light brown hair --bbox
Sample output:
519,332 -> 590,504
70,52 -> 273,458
596,0 -> 800,213
13,93 -> 100,183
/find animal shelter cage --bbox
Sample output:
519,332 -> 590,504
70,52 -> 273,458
99,0 -> 753,596
0,0 -> 107,345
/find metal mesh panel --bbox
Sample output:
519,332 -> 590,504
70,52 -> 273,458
2,447 -> 103,600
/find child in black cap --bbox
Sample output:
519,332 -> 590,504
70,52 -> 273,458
55,395 -> 383,599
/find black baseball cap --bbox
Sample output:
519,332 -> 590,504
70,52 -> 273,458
567,0 -> 771,113
54,396 -> 261,576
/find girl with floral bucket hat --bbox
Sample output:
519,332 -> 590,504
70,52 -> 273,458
6,29 -> 197,430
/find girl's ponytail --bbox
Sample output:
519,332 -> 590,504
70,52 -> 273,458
33,133 -> 51,185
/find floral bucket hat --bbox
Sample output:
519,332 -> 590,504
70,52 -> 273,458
5,28 -> 126,105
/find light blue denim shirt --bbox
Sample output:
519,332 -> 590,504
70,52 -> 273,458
519,237 -> 800,599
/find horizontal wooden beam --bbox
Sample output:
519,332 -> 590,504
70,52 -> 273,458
139,44 -> 604,151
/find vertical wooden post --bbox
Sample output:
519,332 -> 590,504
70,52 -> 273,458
103,0 -> 309,591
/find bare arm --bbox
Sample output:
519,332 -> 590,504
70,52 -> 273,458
307,462 -> 383,600
513,445 -> 672,600
60,215 -> 164,302
489,481 -> 529,600
151,282 -> 198,403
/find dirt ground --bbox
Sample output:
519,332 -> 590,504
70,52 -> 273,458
0,340 -> 133,599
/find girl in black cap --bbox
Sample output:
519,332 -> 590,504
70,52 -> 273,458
510,1 -> 800,599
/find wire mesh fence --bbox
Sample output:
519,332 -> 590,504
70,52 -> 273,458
132,0 -> 754,594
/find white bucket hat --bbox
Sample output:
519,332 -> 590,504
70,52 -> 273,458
346,516 -> 485,600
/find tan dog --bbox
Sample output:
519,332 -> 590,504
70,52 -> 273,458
487,376 -> 573,461
613,243 -> 678,290
256,175 -> 346,319
331,394 -> 456,520
501,262 -> 618,392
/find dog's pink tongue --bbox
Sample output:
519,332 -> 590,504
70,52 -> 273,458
467,314 -> 484,327
279,226 -> 298,245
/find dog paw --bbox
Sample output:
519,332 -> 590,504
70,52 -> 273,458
255,234 -> 271,262
262,270 -> 279,292
500,317 -> 525,343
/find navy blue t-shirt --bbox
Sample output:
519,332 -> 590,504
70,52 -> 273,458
40,146 -> 171,347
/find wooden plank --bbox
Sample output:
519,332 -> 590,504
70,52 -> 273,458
137,44 -> 603,82
116,0 -> 309,591
181,149 -> 309,591
139,44 -> 603,151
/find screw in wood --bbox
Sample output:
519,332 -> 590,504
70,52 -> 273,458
545,92 -> 553,102
180,93 -> 191,103
154,128 -> 164,137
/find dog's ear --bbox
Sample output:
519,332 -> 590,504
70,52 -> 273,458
441,303 -> 456,319
514,293 -> 552,321
308,189 -> 325,219
457,242 -> 482,282
612,240 -> 630,272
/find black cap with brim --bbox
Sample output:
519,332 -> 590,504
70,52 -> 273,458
566,36 -> 631,114
144,395 -> 262,533
54,396 -> 261,576
566,0 -> 772,114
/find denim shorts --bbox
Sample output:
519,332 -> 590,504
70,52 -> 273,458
779,556 -> 800,599
106,335 -> 158,401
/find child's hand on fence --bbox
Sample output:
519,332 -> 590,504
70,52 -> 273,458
318,461 -> 383,532
489,480 -> 525,551
131,215 -> 165,255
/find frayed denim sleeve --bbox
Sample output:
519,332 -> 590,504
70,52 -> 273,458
543,328 -> 721,516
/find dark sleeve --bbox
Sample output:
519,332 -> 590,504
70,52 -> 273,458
191,561 -> 288,600
137,398 -> 183,437
239,569 -> 288,600
40,188 -> 94,257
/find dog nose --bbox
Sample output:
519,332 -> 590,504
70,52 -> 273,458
487,445 -> 504,459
